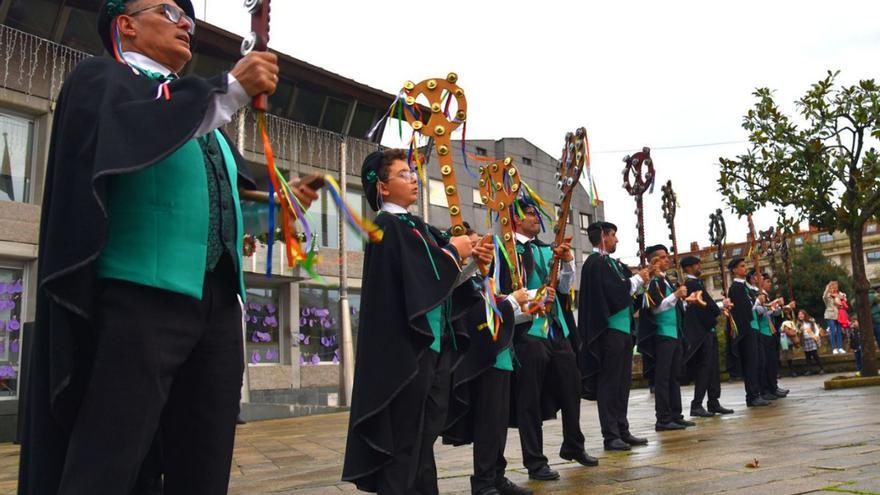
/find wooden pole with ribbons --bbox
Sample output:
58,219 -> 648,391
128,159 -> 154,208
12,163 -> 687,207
709,208 -> 729,295
622,147 -> 654,266
401,73 -> 468,236
661,180 -> 705,305
242,0 -> 271,111
546,128 -> 588,290
747,213 -> 765,289
478,157 -> 523,289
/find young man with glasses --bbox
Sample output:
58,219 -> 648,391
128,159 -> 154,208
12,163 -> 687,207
19,1 -> 319,494
343,149 -> 492,494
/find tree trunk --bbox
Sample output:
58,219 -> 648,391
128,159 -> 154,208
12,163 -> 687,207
848,227 -> 877,376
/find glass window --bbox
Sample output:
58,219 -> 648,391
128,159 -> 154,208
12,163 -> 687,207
0,267 -> 23,398
475,147 -> 488,157
321,98 -> 350,133
867,251 -> 880,263
794,237 -> 804,246
245,287 -> 284,364
268,80 -> 296,118
344,190 -> 365,251
429,179 -> 447,207
349,104 -> 377,139
190,53 -> 234,79
321,188 -> 339,249
580,212 -> 591,229
6,0 -> 62,39
291,86 -> 325,126
60,8 -> 105,54
818,233 -> 834,243
522,157 -> 532,166
868,224 -> 878,234
472,188 -> 484,205
0,111 -> 35,203
299,287 -> 362,364
729,247 -> 743,256
712,274 -> 723,289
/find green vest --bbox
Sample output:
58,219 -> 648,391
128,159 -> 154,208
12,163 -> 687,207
524,243 -> 570,339
97,130 -> 246,300
427,305 -> 445,353
654,279 -> 679,339
758,313 -> 773,336
494,348 -> 513,371
604,255 -> 632,334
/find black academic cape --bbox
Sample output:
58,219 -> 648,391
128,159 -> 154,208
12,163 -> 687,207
637,276 -> 686,380
441,279 -> 515,446
576,252 -> 636,400
683,277 -> 722,364
499,237 -> 578,426
18,57 -> 256,495
726,280 -> 756,365
341,213 -> 477,492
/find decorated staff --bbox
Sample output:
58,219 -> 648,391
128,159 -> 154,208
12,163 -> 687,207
778,231 -> 795,305
756,226 -> 792,400
479,157 -> 523,288
661,180 -> 705,305
402,73 -> 468,236
709,209 -> 729,295
623,147 -> 655,265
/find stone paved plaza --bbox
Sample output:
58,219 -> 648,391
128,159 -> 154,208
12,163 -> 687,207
0,374 -> 878,494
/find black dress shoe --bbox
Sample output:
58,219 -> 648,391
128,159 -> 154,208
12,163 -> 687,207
774,388 -> 789,396
707,402 -> 734,414
747,397 -> 771,407
655,421 -> 686,431
528,465 -> 560,481
674,418 -> 696,427
621,434 -> 648,446
496,477 -> 534,495
561,451 -> 599,466
690,406 -> 715,417
761,392 -> 779,401
476,488 -> 501,495
604,438 -> 631,451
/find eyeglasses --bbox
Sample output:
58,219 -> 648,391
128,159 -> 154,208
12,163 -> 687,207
384,170 -> 418,183
127,3 -> 196,36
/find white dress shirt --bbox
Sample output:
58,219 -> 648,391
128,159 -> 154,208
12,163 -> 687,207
122,52 -> 250,138
651,273 -> 683,314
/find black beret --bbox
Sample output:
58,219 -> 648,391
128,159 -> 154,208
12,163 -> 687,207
727,257 -> 745,270
645,244 -> 668,258
680,255 -> 701,268
361,150 -> 384,212
98,0 -> 196,55
586,221 -> 617,235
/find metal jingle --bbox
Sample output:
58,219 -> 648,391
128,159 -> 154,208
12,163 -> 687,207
405,96 -> 415,106
555,172 -> 561,181
501,217 -> 508,225
490,163 -> 499,172
567,177 -> 574,186
449,205 -> 460,215
498,201 -> 506,209
446,72 -> 458,83
565,132 -> 574,140
481,195 -> 489,204
510,183 -> 519,192
504,232 -> 512,241
434,125 -> 446,136
643,146 -> 651,153
511,282 -> 519,289
508,167 -> 517,176
623,155 -> 631,163
451,224 -> 464,235
454,88 -> 464,97
576,152 -> 582,161
503,157 -> 512,165
403,80 -> 416,90
455,110 -> 466,121
240,32 -> 258,55
438,144 -> 449,156
576,127 -> 586,137
431,102 -> 442,113
557,180 -> 563,189
441,165 -> 452,176
479,165 -> 486,174
426,79 -> 438,90
644,158 -> 652,166
445,185 -> 456,195
243,0 -> 262,13
553,224 -> 560,233
495,182 -> 503,190
412,121 -> 423,130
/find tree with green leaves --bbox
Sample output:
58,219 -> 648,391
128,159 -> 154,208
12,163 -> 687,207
718,71 -> 880,376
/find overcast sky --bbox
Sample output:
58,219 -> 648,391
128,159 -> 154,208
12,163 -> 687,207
201,0 -> 880,264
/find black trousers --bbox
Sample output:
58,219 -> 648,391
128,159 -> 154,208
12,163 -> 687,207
653,337 -> 683,424
691,332 -> 721,408
760,334 -> 779,394
470,368 -> 510,494
377,347 -> 453,495
514,333 -> 585,472
596,329 -> 633,442
804,349 -> 823,371
738,331 -> 762,402
58,257 -> 244,495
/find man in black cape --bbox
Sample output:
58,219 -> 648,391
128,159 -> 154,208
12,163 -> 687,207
750,271 -> 790,401
442,270 -> 533,495
498,203 -> 594,482
17,1 -> 318,493
577,221 -> 649,451
726,259 -> 770,407
680,256 -> 734,417
342,149 -> 486,494
637,245 -> 699,431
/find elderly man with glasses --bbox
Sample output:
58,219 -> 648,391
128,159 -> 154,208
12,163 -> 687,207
18,1 -> 319,494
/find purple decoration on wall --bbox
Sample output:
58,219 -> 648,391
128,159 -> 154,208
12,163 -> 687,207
266,303 -> 276,314
265,348 -> 278,361
10,339 -> 18,353
298,334 -> 310,345
310,354 -> 321,365
314,308 -> 330,318
0,284 -> 7,294
264,316 -> 278,328
0,365 -> 15,378
332,354 -> 339,364
252,331 -> 271,343
8,317 -> 19,331
251,351 -> 262,364
299,354 -> 307,365
10,280 -> 22,294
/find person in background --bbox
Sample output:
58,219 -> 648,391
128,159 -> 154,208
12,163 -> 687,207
823,281 -> 845,354
850,316 -> 862,375
838,292 -> 851,352
870,288 -> 880,353
779,319 -> 799,377
798,310 -> 825,375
